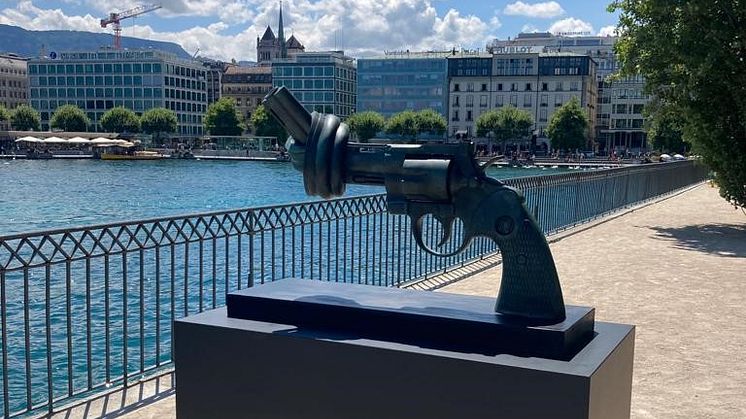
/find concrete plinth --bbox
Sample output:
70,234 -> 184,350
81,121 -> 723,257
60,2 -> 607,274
174,281 -> 634,419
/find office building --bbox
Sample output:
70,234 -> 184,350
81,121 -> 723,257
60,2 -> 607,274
28,49 -> 208,136
488,33 -> 648,153
357,52 -> 448,117
0,53 -> 29,129
272,51 -> 356,118
447,51 -> 597,150
221,65 -> 273,124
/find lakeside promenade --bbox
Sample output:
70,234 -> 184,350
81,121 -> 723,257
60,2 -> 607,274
52,183 -> 745,418
443,184 -> 746,419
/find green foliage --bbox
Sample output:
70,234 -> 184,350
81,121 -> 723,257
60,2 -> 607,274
0,106 -> 9,122
385,109 -> 446,140
346,111 -> 385,142
610,0 -> 746,207
100,107 -> 140,133
249,104 -> 287,140
644,101 -> 688,154
385,110 -> 418,139
205,98 -> 243,136
50,105 -> 89,132
476,106 -> 533,149
546,97 -> 588,152
141,107 -> 177,137
11,105 -> 41,131
414,109 -> 447,136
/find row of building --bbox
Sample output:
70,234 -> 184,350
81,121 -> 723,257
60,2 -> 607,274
0,6 -> 647,152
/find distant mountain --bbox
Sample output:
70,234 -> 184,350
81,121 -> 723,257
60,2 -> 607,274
0,24 -> 191,59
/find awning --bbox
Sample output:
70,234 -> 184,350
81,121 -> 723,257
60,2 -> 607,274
67,137 -> 90,144
15,136 -> 42,143
43,137 -> 68,144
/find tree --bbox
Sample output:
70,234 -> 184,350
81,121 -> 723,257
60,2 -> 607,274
476,106 -> 533,153
385,110 -> 418,139
11,105 -> 41,131
250,104 -> 286,140
346,111 -> 385,142
0,106 -> 9,129
610,0 -> 746,207
100,107 -> 140,133
141,107 -> 177,144
50,105 -> 89,132
644,101 -> 688,154
546,97 -> 588,152
205,98 -> 243,136
414,109 -> 447,136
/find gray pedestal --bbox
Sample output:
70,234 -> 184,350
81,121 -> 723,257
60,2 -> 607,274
174,281 -> 634,419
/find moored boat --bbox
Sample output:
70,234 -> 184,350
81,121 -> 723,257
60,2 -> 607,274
101,150 -> 166,160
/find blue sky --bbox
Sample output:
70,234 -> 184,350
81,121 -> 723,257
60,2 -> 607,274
0,1 -> 621,61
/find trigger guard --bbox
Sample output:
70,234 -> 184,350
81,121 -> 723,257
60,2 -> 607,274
411,215 -> 473,257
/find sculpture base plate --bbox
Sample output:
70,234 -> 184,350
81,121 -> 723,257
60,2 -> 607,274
175,280 -> 635,419
226,279 -> 594,360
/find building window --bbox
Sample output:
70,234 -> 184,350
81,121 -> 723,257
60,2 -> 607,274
510,95 -> 518,107
510,83 -> 517,91
466,95 -> 474,107
480,95 -> 488,107
467,83 -> 474,92
495,95 -> 504,106
453,96 -> 460,107
523,94 -> 532,107
541,94 -> 548,107
525,83 -> 532,91
452,110 -> 459,121
466,110 -> 473,122
481,83 -> 487,92
542,83 -> 548,91
497,83 -> 503,91
540,109 -> 547,122
555,82 -> 563,91
570,81 -> 579,91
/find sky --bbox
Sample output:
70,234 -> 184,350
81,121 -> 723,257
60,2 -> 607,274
0,0 -> 621,62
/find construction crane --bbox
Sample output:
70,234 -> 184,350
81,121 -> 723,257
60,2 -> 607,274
100,4 -> 162,50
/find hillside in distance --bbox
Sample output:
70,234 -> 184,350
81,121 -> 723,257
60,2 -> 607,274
0,24 -> 191,59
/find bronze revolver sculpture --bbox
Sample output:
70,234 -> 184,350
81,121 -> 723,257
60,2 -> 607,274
263,87 -> 566,324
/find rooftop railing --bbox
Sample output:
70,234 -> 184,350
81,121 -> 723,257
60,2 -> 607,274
0,160 -> 707,417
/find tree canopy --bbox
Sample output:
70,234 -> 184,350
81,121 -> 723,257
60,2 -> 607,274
141,108 -> 177,140
385,110 -> 418,139
0,106 -> 9,123
610,0 -> 746,207
205,98 -> 243,136
415,109 -> 447,136
100,107 -> 140,133
250,104 -> 287,140
546,97 -> 588,152
346,111 -> 385,142
50,105 -> 89,132
476,106 -> 533,149
644,100 -> 689,154
11,105 -> 41,131
384,109 -> 446,140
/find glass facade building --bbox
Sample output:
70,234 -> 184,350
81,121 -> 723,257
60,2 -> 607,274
28,50 -> 208,136
271,51 -> 356,118
357,54 -> 448,117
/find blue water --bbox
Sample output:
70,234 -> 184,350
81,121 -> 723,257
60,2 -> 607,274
0,159 -> 569,416
0,159 -> 558,236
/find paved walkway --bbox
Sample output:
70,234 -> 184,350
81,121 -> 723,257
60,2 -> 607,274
64,184 -> 744,418
443,184 -> 746,419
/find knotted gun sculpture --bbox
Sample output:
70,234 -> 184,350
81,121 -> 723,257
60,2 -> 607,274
264,87 -> 565,323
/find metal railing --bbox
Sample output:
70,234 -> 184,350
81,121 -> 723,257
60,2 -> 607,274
0,160 -> 707,417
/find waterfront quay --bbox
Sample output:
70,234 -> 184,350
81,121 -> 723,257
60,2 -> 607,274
44,175 -> 742,419
0,161 -> 710,417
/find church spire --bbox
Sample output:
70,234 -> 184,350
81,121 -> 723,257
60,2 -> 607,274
278,1 -> 287,58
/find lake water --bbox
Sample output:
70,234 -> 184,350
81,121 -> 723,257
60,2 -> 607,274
0,159 -> 560,236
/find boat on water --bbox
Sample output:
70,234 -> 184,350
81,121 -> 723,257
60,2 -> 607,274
101,150 -> 167,160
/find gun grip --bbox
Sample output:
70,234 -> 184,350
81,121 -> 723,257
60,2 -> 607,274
484,188 -> 566,323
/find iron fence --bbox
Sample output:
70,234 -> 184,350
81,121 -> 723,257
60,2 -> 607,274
0,160 -> 707,417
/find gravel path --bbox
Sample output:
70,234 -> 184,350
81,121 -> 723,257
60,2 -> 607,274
442,184 -> 746,419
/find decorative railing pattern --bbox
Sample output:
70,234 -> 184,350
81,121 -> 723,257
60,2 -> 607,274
0,160 -> 707,417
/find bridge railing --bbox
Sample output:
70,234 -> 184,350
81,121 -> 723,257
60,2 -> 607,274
0,160 -> 707,417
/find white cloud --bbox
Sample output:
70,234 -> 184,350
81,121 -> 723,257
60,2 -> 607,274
0,0 -> 500,61
521,24 -> 540,33
597,25 -> 617,37
504,1 -> 564,19
548,17 -> 593,35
